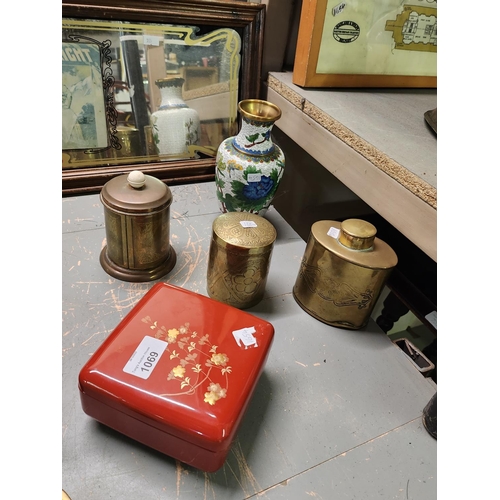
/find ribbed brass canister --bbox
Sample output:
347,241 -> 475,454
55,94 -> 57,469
293,219 -> 397,330
207,212 -> 277,309
100,170 -> 176,282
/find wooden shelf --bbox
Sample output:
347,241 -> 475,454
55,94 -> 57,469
266,71 -> 437,262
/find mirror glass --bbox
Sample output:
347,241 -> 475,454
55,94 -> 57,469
62,18 -> 241,170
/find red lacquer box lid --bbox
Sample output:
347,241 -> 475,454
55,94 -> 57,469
78,282 -> 274,464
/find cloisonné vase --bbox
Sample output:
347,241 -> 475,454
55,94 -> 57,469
215,99 -> 285,216
151,77 -> 200,156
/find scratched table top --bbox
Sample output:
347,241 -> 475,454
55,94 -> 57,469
62,181 -> 437,499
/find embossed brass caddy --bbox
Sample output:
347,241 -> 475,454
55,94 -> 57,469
100,170 -> 176,282
207,212 -> 277,309
293,219 -> 397,330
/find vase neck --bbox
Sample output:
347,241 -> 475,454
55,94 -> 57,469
158,84 -> 187,111
233,116 -> 276,155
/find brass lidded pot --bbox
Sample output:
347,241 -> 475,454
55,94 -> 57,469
207,212 -> 277,309
293,219 -> 397,330
100,170 -> 176,282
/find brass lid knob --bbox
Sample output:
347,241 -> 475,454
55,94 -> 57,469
338,219 -> 376,250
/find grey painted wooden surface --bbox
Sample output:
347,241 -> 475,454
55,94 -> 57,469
62,182 -> 437,499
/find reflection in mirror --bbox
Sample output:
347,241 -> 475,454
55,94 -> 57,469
62,19 -> 241,170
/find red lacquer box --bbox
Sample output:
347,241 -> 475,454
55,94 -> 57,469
78,282 -> 274,472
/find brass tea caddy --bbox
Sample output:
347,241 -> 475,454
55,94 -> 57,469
207,212 -> 277,309
99,170 -> 176,282
293,219 -> 397,330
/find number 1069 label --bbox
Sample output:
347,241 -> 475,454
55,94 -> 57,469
123,336 -> 168,380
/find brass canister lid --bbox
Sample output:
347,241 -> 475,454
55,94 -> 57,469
338,219 -> 376,250
311,219 -> 398,269
212,212 -> 277,254
100,171 -> 172,214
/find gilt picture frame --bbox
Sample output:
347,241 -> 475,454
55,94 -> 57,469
62,0 -> 265,196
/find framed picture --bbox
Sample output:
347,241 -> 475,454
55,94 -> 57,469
293,0 -> 437,88
62,40 -> 112,151
62,0 -> 265,197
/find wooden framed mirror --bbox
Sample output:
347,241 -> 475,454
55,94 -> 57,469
62,0 -> 265,196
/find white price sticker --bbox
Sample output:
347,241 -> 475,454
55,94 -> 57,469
143,35 -> 161,46
232,327 -> 258,348
247,173 -> 262,182
332,2 -> 346,16
123,336 -> 167,380
327,226 -> 340,239
240,220 -> 258,228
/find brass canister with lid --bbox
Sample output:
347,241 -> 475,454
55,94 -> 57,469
99,170 -> 176,282
207,212 -> 277,309
293,219 -> 397,330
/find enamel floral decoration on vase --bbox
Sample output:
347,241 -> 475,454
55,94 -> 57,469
215,99 -> 285,215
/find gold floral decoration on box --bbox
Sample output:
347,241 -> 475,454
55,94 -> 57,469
141,316 -> 232,405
